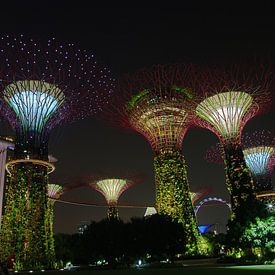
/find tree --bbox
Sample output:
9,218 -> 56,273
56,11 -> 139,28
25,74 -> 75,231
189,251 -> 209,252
240,216 -> 275,257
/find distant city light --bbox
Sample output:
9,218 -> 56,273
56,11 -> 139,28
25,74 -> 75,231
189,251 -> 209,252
198,225 -> 213,234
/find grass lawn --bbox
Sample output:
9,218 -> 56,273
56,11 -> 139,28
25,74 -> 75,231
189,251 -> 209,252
20,265 -> 275,275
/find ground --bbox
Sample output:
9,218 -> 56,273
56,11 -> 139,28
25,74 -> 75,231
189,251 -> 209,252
18,265 -> 275,275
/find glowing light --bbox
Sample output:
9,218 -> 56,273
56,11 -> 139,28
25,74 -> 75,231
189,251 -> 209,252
196,91 -> 263,224
4,80 -> 64,132
89,178 -> 135,219
144,207 -> 157,217
256,191 -> 275,199
47,184 -> 63,199
194,197 -> 231,216
243,146 -> 274,176
198,225 -> 213,234
92,179 -> 130,205
5,158 -> 55,175
128,93 -> 188,151
256,190 -> 275,213
196,91 -> 254,140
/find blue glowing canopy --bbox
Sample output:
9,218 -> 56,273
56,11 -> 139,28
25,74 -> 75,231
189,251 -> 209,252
4,80 -> 64,133
243,147 -> 274,176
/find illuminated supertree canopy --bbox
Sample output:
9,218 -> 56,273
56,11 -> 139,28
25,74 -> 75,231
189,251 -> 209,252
104,64 -> 199,255
194,61 -> 273,224
0,35 -> 114,160
48,183 -> 64,200
88,178 -> 137,219
194,62 -> 271,143
242,130 -> 275,192
0,35 -> 114,270
196,91 -> 255,142
127,88 -> 190,152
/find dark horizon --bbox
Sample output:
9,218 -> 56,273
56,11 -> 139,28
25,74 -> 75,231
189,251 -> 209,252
0,5 -> 274,234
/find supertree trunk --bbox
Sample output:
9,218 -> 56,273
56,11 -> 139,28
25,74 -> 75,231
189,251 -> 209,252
223,142 -> 257,223
0,145 -> 9,230
0,163 -> 54,270
45,199 -> 56,267
154,149 -> 199,254
107,205 -> 119,220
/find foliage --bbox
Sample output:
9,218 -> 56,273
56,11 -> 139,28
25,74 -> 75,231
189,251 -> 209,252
223,143 -> 261,224
54,215 -> 187,267
0,164 -> 55,270
240,216 -> 275,255
154,150 -> 199,254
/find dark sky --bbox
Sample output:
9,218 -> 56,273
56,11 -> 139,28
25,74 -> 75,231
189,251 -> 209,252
0,4 -> 274,234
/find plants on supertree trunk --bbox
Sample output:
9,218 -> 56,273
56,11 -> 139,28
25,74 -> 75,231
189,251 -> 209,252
107,205 -> 119,220
223,142 -> 255,222
0,164 -> 51,270
154,149 -> 199,254
45,183 -> 64,267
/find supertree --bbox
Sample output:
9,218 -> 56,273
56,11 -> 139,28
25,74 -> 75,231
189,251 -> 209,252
88,178 -> 137,219
206,130 -> 275,211
243,130 -> 275,213
104,64 -> 199,254
194,61 -> 272,224
0,35 -> 114,270
242,130 -> 275,192
45,184 -> 64,264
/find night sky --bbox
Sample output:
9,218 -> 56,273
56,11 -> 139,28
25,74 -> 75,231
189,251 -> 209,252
0,4 -> 274,234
